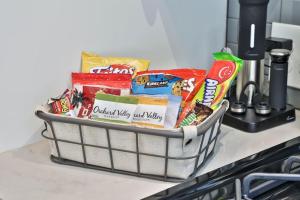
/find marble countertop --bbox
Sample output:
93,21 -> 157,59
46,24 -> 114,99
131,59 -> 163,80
0,111 -> 299,200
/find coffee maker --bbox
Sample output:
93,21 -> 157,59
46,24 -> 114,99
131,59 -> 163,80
223,0 -> 296,132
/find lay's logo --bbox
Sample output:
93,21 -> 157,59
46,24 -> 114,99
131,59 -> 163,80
202,79 -> 218,107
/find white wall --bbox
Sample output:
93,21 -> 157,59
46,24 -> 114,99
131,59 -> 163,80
0,0 -> 227,152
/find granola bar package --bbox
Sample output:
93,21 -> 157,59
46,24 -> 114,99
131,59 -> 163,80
132,96 -> 169,128
133,95 -> 182,129
91,93 -> 138,123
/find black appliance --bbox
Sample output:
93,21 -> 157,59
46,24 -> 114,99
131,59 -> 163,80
144,137 -> 300,200
223,0 -> 296,132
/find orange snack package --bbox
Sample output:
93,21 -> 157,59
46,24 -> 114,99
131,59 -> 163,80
177,52 -> 243,127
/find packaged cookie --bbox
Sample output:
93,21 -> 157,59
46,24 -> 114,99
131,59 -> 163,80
132,73 -> 183,96
192,52 -> 243,110
81,51 -> 150,78
132,96 -> 168,128
133,69 -> 206,107
91,93 -> 138,123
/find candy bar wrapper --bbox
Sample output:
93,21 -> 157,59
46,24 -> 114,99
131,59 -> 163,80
48,89 -> 75,116
192,52 -> 243,110
91,94 -> 138,124
177,102 -> 213,127
132,96 -> 169,128
81,51 -> 150,78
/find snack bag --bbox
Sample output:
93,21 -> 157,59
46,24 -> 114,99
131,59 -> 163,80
81,51 -> 150,78
72,73 -> 131,118
132,73 -> 183,96
132,96 -> 168,128
72,73 -> 131,95
133,69 -> 206,107
192,52 -> 243,110
91,93 -> 138,123
177,102 -> 213,127
48,89 -> 74,116
177,52 -> 243,127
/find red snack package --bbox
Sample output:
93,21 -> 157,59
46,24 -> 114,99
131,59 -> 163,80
71,73 -> 131,118
72,73 -> 131,92
136,69 -> 206,106
48,89 -> 73,115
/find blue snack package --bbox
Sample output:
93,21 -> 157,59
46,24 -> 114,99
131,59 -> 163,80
132,73 -> 183,96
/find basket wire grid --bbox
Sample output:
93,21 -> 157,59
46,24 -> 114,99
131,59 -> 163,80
37,101 -> 228,182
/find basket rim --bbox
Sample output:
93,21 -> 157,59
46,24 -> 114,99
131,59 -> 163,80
35,100 -> 229,138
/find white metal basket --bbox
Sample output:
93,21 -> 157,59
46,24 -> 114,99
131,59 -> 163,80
35,100 -> 229,182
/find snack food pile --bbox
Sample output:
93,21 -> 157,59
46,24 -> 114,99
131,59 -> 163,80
48,51 -> 243,129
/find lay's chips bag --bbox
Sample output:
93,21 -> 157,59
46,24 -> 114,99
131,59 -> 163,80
81,51 -> 150,78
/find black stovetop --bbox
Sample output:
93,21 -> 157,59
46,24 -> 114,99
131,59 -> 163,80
144,137 -> 300,200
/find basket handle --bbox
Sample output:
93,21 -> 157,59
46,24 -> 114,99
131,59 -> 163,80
182,126 -> 198,151
40,122 -> 54,140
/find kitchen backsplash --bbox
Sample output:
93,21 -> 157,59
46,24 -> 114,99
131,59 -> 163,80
226,0 -> 300,109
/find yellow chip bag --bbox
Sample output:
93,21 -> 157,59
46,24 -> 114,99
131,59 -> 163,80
132,96 -> 168,128
81,51 -> 150,78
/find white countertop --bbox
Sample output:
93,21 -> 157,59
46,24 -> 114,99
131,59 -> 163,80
0,111 -> 299,200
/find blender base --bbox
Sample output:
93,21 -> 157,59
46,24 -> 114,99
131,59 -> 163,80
223,104 -> 296,133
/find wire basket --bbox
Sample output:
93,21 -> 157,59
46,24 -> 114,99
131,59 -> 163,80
35,101 -> 229,182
